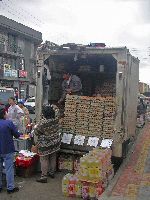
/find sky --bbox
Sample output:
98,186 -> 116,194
0,0 -> 150,84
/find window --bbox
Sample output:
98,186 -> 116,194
8,34 -> 17,53
21,59 -> 25,70
11,59 -> 17,69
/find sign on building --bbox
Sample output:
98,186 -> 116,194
19,70 -> 27,78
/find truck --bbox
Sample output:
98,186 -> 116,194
35,42 -> 139,159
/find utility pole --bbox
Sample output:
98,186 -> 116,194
35,52 -> 44,122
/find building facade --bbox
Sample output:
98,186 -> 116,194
0,15 -> 42,99
139,81 -> 150,94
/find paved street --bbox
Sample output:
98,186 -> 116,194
101,123 -> 150,200
1,121 -> 150,200
0,172 -> 80,200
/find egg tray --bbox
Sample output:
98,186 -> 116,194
89,122 -> 103,126
62,127 -> 75,132
103,118 -> 115,121
104,108 -> 115,112
66,95 -> 79,100
62,125 -> 75,129
75,129 -> 89,135
75,126 -> 89,130
64,115 -> 76,120
89,117 -> 103,122
63,120 -> 76,124
76,118 -> 89,123
88,131 -> 102,137
89,112 -> 104,116
101,134 -> 113,139
88,115 -> 103,119
104,102 -> 116,106
76,109 -> 90,114
78,96 -> 92,101
103,128 -> 115,132
65,100 -> 77,104
75,121 -> 89,126
65,105 -> 77,109
88,128 -> 103,133
89,127 -> 104,131
76,112 -> 89,117
77,104 -> 91,108
64,114 -> 76,118
65,108 -> 76,113
89,122 -> 103,127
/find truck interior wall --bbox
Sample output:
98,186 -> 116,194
47,54 -> 117,102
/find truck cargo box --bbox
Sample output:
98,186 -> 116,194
36,45 -> 139,157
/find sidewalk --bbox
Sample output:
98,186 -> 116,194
100,124 -> 150,200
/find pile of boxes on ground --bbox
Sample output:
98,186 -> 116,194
62,147 -> 114,199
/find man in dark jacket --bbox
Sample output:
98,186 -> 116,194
0,108 -> 20,194
58,70 -> 82,103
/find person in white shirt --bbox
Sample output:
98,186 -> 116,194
7,97 -> 24,132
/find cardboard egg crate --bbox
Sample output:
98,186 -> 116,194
75,121 -> 89,126
76,108 -> 90,113
88,131 -> 102,137
66,94 -> 79,100
75,129 -> 89,135
101,133 -> 114,139
65,104 -> 77,109
63,119 -> 76,124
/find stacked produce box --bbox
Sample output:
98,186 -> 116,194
62,148 -> 114,199
95,79 -> 116,97
88,97 -> 104,136
63,95 -> 78,132
75,96 -> 90,135
103,97 -> 116,138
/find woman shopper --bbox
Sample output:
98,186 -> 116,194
7,97 -> 24,132
0,108 -> 20,194
32,104 -> 61,183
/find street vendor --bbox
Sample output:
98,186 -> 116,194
32,104 -> 61,183
58,70 -> 82,103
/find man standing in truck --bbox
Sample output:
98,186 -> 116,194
58,70 -> 82,104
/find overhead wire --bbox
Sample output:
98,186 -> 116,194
0,0 -> 43,27
5,0 -> 45,25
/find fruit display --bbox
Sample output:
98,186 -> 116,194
62,147 -> 114,199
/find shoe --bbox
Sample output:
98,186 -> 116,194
7,187 -> 19,194
36,177 -> 47,183
48,173 -> 55,179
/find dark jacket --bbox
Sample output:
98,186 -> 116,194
0,120 -> 20,154
60,75 -> 82,101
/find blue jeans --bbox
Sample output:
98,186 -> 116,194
0,153 -> 15,190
